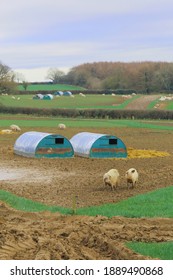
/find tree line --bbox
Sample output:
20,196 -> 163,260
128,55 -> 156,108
1,60 -> 173,94
47,61 -> 173,93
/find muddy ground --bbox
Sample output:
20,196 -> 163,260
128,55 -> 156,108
0,126 -> 173,260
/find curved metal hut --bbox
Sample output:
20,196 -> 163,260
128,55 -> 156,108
54,91 -> 63,96
70,132 -> 127,158
14,131 -> 74,158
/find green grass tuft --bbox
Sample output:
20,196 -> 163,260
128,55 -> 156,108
0,186 -> 173,218
127,241 -> 173,260
77,186 -> 173,218
0,189 -> 71,214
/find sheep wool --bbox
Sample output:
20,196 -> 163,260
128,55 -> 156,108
10,124 -> 21,132
103,169 -> 120,191
125,168 -> 139,188
58,124 -> 66,130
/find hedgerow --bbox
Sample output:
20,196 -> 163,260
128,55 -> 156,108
0,105 -> 173,120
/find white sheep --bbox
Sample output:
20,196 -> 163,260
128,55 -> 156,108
10,124 -> 21,132
125,168 -> 139,188
103,169 -> 120,191
79,92 -> 86,97
58,123 -> 66,130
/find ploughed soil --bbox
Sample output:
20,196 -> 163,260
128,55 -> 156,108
0,126 -> 173,260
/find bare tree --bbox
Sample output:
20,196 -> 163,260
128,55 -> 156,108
46,68 -> 65,83
0,61 -> 11,80
13,72 -> 25,83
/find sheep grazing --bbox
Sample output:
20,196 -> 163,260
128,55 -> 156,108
103,169 -> 120,191
125,168 -> 139,188
10,124 -> 21,132
79,92 -> 86,97
58,123 -> 66,130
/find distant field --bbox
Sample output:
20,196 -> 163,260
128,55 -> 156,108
0,94 -> 138,109
1,93 -> 173,111
167,101 -> 173,110
17,83 -> 86,91
147,96 -> 173,110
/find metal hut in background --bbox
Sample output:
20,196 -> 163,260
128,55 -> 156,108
54,91 -> 63,96
14,131 -> 74,158
43,94 -> 54,100
63,91 -> 72,96
70,132 -> 127,158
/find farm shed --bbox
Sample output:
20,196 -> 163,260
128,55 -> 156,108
33,93 -> 44,100
54,91 -> 63,96
14,131 -> 74,158
63,91 -> 72,96
43,94 -> 53,100
70,132 -> 127,158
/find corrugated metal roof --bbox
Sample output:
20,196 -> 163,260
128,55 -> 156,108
37,94 -> 44,99
70,132 -> 107,157
63,91 -> 72,95
46,94 -> 53,99
14,131 -> 51,157
54,91 -> 63,95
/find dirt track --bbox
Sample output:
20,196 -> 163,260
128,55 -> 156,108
0,126 -> 173,259
126,95 -> 161,110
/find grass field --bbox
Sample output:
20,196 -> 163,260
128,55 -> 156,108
147,97 -> 173,110
17,83 -> 86,91
127,241 -> 173,260
1,93 -> 173,111
0,114 -> 173,131
0,94 -> 138,109
167,101 -> 173,110
1,186 -> 173,217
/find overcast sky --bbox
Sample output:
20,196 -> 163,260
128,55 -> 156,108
1,0 -> 173,82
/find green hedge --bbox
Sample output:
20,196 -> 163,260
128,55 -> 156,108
0,105 -> 173,120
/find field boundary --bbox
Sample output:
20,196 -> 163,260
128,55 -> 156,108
1,186 -> 173,218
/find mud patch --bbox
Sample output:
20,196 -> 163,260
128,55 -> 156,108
0,166 -> 76,184
0,202 -> 173,260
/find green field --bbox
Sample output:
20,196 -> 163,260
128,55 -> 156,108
17,83 -> 86,91
1,93 -> 173,111
167,101 -> 173,110
0,115 -> 173,131
0,94 -> 138,109
127,241 -> 173,260
1,186 -> 173,218
147,97 -> 173,110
